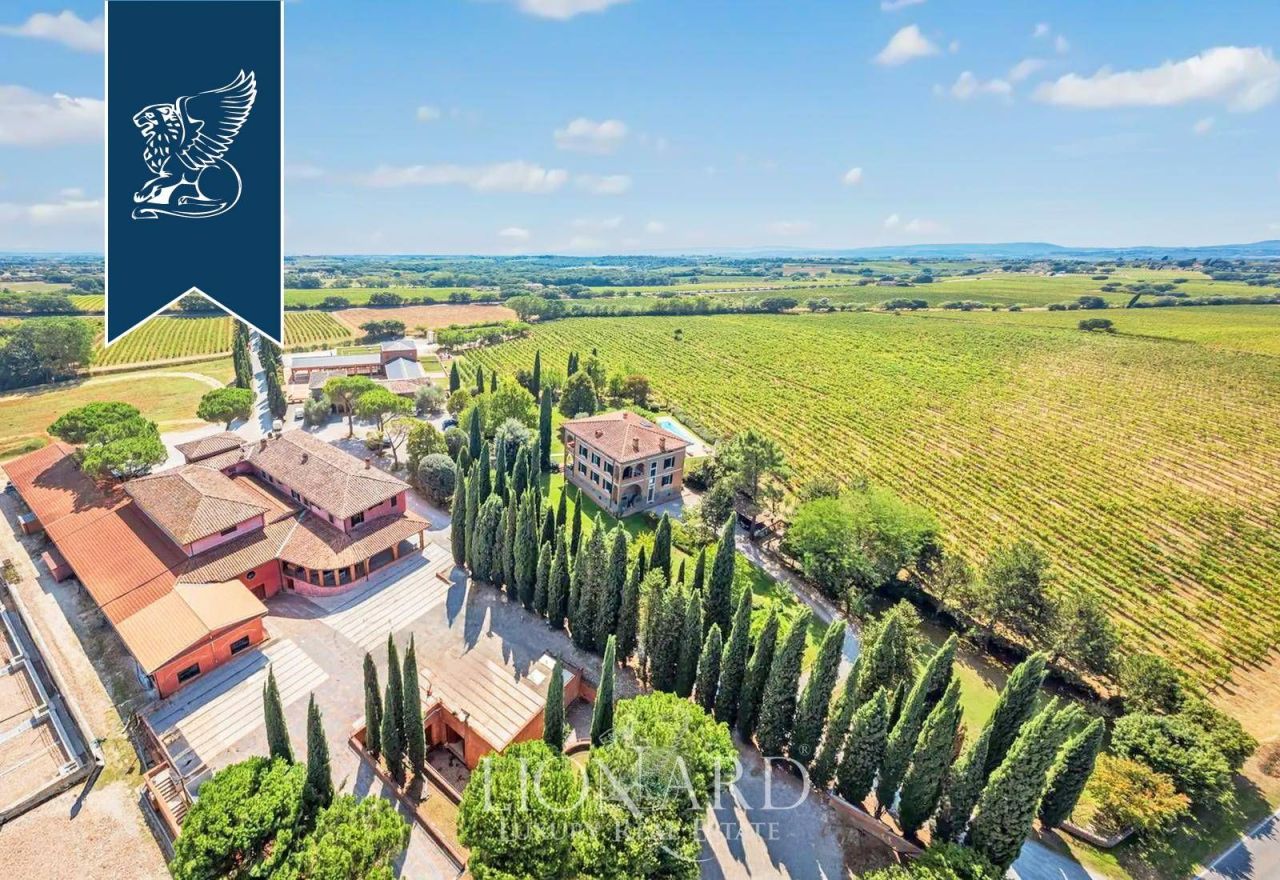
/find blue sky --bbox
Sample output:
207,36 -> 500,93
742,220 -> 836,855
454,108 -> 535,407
1,0 -> 1278,253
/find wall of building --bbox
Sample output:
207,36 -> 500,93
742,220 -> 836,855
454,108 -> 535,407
151,617 -> 266,698
235,560 -> 283,600
342,491 -> 406,532
183,513 -> 266,557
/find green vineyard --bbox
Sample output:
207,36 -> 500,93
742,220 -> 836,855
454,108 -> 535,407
282,311 -> 355,347
464,310 -> 1280,690
92,316 -> 234,366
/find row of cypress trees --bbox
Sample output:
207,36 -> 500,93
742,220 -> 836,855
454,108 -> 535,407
360,635 -> 428,785
261,666 -> 333,817
232,322 -> 253,390
796,626 -> 1104,870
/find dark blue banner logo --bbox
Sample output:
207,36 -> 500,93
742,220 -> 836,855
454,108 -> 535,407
105,0 -> 283,343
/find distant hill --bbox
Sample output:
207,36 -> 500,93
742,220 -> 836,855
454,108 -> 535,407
693,240 -> 1280,261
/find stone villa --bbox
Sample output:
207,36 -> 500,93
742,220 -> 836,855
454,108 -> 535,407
560,411 -> 689,516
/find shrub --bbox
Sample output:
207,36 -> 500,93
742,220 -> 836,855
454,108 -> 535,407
1111,713 -> 1232,803
1078,318 -> 1115,333
302,398 -> 330,427
414,384 -> 447,415
416,454 -> 457,505
1084,754 -> 1189,835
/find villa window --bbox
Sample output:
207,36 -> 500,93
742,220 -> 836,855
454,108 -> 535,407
649,461 -> 657,476
622,465 -> 633,479
245,570 -> 256,580
177,663 -> 201,684
351,511 -> 365,527
663,456 -> 675,470
390,496 -> 397,507
229,635 -> 252,655
591,453 -> 601,467
604,480 -> 613,492
578,462 -> 588,476
591,471 -> 600,485
661,474 -> 673,487
604,462 -> 614,476
219,524 -> 239,536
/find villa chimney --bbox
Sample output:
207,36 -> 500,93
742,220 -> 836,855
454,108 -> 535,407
595,429 -> 604,439
365,457 -> 372,469
632,438 -> 640,452
659,438 -> 667,451
259,437 -> 268,451
300,452 -> 309,464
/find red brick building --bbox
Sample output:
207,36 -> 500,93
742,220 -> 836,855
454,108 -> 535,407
3,430 -> 427,697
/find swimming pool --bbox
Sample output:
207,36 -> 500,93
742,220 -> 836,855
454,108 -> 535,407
656,416 -> 699,445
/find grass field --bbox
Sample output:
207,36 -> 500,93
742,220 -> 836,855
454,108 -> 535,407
463,310 -> 1280,723
0,359 -> 234,460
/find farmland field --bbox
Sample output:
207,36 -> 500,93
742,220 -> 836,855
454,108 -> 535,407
283,311 -> 355,347
91,315 -> 234,366
464,310 -> 1280,731
69,294 -> 104,312
284,286 -> 483,307
334,303 -> 518,332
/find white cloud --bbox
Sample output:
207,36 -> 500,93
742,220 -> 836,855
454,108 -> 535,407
768,220 -> 812,237
416,105 -> 441,122
1055,35 -> 1070,55
567,234 -> 605,250
0,11 -> 102,52
285,163 -> 325,180
359,160 -> 569,193
58,186 -> 83,198
842,166 -> 864,186
509,0 -> 631,20
1193,116 -> 1215,135
1008,58 -> 1045,82
554,117 -> 628,153
572,215 -> 624,230
874,25 -> 939,66
575,173 -> 632,195
1033,22 -> 1051,39
644,220 -> 666,234
884,213 -> 941,234
0,195 -> 102,225
1034,46 -> 1280,112
948,71 -> 1013,100
0,85 -> 103,145
880,0 -> 925,11
499,226 -> 531,241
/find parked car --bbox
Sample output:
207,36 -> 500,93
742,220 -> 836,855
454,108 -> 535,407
441,417 -> 458,429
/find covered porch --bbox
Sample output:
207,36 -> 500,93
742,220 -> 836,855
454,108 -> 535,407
278,511 -> 430,596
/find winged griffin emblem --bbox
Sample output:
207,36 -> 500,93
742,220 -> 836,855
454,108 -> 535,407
131,70 -> 257,220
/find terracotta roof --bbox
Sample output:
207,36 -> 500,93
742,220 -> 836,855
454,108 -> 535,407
174,581 -> 268,633
246,430 -> 408,519
115,584 -> 265,674
189,447 -> 247,472
48,502 -> 186,609
279,510 -> 427,570
174,432 -> 243,463
227,474 -> 299,524
125,465 -> 270,544
1,441 -> 124,525
378,378 -> 430,396
562,411 -> 689,463
176,519 -> 296,583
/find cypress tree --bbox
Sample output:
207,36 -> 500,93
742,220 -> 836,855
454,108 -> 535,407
263,665 -> 293,763
934,725 -> 992,844
590,636 -> 617,747
616,561 -> 642,664
835,688 -> 890,806
980,653 -> 1048,780
1038,718 -> 1105,829
362,652 -> 382,760
705,518 -> 735,638
541,505 -> 556,548
501,494 -> 517,598
386,636 -> 405,744
465,462 -> 481,570
567,351 -> 577,375
790,620 -> 847,765
899,679 -> 964,837
474,364 -> 485,394
853,613 -> 910,707
570,489 -> 583,555
568,543 -> 587,646
476,441 -> 492,500
674,590 -> 704,698
469,495 -> 503,583
635,546 -> 648,581
877,636 -> 958,815
810,671 -> 858,791
547,530 -> 569,629
449,360 -> 460,392
691,547 -> 706,594
489,371 -> 497,393
676,558 -> 686,587
303,694 -> 334,815
512,447 -> 530,497
649,586 -> 685,693
556,486 -> 568,528
381,679 -> 404,784
651,513 -> 672,582
600,528 -> 628,644
403,637 -> 426,773
969,703 -> 1065,872
531,350 -> 542,402
755,610 -> 811,756
544,660 -> 565,752
577,522 -> 608,650
515,492 -> 538,608
456,445 -> 471,474
450,468 -> 468,567
737,608 -> 780,739
538,388 -> 553,472
534,541 -> 552,617
639,569 -> 666,682
714,589 -> 754,724
494,442 -> 508,502
468,407 -> 483,462
695,625 -> 724,713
